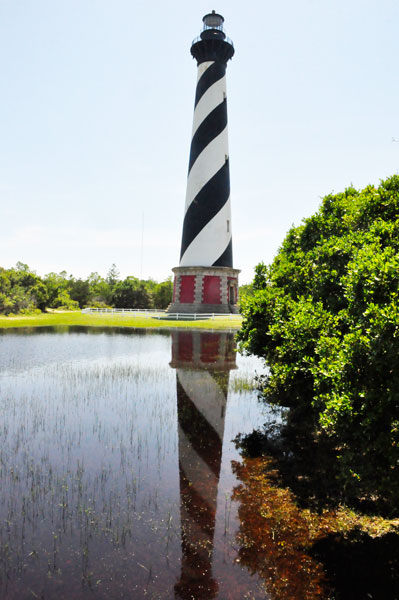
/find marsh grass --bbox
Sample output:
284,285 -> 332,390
0,332 -> 183,597
229,376 -> 257,393
0,311 -> 242,330
0,329 -> 268,599
229,352 -> 269,395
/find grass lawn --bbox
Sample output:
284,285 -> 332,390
0,311 -> 242,330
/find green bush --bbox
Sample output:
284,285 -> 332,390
19,308 -> 42,315
238,175 -> 399,506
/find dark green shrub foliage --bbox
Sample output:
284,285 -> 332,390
238,176 -> 399,505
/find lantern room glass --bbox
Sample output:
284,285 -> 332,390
202,11 -> 224,30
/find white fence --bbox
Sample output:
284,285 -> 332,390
81,308 -> 242,321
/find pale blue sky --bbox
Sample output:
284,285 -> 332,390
1,0 -> 398,283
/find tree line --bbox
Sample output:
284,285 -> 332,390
0,263 -> 173,314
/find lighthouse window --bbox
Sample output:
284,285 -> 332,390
227,220 -> 230,232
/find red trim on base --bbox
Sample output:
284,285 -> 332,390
169,266 -> 240,314
179,275 -> 195,303
202,275 -> 221,304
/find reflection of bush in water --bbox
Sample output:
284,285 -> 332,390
232,456 -> 399,600
233,415 -> 399,600
237,402 -> 399,516
232,457 -> 328,600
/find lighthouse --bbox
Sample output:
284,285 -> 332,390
169,12 -> 240,314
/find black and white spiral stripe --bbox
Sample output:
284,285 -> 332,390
174,368 -> 228,598
179,60 -> 233,268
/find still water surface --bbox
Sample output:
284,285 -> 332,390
0,328 -> 273,599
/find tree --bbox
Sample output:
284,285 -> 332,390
0,268 -> 15,314
44,271 -> 77,309
15,261 -> 30,273
29,281 -> 48,311
106,263 -> 120,287
238,175 -> 399,507
112,277 -> 153,309
238,282 -> 254,304
152,277 -> 173,309
68,278 -> 91,308
87,272 -> 113,306
0,264 -> 48,314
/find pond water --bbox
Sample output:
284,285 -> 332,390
0,327 -> 275,599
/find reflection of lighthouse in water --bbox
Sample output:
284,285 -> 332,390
170,330 -> 237,599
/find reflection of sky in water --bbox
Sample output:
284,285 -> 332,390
0,328 -> 274,599
0,327 -> 171,375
